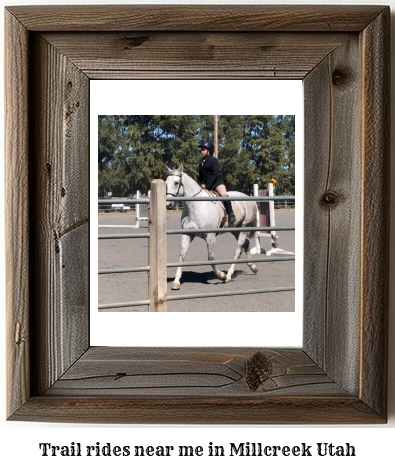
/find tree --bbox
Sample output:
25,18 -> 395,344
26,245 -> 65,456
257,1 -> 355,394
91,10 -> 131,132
97,115 -> 295,196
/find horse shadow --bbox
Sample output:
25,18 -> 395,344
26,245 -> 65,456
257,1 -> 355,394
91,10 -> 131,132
167,269 -> 245,286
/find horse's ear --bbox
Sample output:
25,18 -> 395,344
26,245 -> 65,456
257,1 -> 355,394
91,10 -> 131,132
165,165 -> 172,174
178,164 -> 184,173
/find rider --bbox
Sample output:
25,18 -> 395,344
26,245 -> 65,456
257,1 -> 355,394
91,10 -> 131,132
197,140 -> 236,224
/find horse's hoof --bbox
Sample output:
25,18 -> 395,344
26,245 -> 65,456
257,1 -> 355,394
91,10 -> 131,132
225,278 -> 233,283
250,265 -> 258,273
215,271 -> 226,281
171,283 -> 180,290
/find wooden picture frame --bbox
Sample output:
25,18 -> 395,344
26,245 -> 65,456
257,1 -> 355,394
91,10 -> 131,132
5,5 -> 389,424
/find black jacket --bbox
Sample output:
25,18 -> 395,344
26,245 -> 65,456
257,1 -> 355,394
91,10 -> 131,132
198,155 -> 226,190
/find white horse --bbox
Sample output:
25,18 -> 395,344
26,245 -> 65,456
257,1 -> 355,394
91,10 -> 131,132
165,165 -> 258,290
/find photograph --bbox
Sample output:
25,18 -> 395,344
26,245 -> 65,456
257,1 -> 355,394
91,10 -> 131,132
97,114 -> 296,313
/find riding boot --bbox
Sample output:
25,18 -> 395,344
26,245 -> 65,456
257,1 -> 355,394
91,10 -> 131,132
224,198 -> 236,224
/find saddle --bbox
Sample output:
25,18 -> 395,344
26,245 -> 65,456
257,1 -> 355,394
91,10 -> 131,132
209,189 -> 221,197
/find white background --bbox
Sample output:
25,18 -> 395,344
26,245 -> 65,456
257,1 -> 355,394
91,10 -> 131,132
1,0 -> 394,468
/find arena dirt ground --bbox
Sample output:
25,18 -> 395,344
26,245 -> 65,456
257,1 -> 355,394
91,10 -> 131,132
98,209 -> 295,312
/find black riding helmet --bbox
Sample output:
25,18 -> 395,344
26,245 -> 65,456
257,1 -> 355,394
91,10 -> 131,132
199,140 -> 214,154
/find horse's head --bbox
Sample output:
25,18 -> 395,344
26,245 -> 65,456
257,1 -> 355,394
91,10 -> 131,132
165,165 -> 184,209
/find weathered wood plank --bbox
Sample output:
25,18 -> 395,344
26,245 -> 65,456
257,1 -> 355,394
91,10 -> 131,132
46,347 -> 344,397
59,225 -> 89,367
29,34 -> 90,395
360,8 -> 390,418
6,5 -> 386,32
303,55 -> 332,368
42,32 -> 351,80
5,10 -> 30,418
148,181 -> 167,311
10,395 -> 383,424
324,37 -> 362,394
304,34 -> 362,395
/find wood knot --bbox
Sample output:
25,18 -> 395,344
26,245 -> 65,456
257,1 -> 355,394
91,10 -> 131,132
332,68 -> 350,87
320,190 -> 340,208
123,35 -> 149,49
246,351 -> 273,391
114,372 -> 127,381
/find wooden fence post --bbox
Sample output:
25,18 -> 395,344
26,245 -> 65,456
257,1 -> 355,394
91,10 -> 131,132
148,180 -> 167,311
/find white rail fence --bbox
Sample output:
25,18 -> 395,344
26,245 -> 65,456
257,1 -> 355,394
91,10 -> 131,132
98,190 -> 149,228
98,180 -> 295,312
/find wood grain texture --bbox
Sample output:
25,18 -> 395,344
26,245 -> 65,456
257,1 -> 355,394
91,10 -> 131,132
45,347 -> 345,397
304,35 -> 362,395
41,32 -> 351,80
29,34 -> 90,395
5,10 -> 30,418
148,181 -> 167,311
5,5 -> 386,32
360,9 -> 390,418
5,5 -> 389,424
12,348 -> 384,424
11,396 -> 383,425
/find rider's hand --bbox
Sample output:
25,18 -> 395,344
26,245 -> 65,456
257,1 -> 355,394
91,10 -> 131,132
201,184 -> 206,188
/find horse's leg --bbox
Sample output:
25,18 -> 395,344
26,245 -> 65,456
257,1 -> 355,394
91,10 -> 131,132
242,237 -> 258,274
226,231 -> 248,282
226,232 -> 258,282
172,234 -> 193,290
205,233 -> 227,281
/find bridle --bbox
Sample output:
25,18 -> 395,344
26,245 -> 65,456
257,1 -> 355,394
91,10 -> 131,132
166,171 -> 205,200
166,172 -> 184,198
